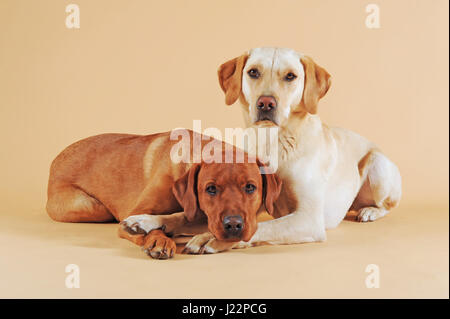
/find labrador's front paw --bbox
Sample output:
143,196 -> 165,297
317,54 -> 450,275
121,214 -> 163,234
182,232 -> 235,255
232,241 -> 252,249
357,207 -> 388,222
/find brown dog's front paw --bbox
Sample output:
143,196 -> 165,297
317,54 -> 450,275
142,230 -> 176,260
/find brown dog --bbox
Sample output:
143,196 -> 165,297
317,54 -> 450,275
46,130 -> 281,259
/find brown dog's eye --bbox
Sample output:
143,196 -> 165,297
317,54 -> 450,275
247,69 -> 260,79
284,72 -> 297,81
244,183 -> 256,194
206,185 -> 217,196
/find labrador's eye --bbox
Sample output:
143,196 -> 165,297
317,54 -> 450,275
247,69 -> 260,79
206,185 -> 217,196
244,183 -> 256,194
284,72 -> 297,81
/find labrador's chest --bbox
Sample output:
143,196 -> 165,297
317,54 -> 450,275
273,150 -> 330,218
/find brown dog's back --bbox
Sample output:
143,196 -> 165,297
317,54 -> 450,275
47,132 -> 186,222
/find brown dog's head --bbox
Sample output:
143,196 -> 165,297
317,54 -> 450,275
172,161 -> 281,242
218,47 -> 331,127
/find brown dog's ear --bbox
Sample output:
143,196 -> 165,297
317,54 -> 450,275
172,164 -> 202,222
257,160 -> 282,216
218,53 -> 249,105
299,56 -> 331,114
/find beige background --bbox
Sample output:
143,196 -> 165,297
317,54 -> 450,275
0,0 -> 448,298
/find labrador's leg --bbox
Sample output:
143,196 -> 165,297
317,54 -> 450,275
46,184 -> 115,222
351,150 -> 402,222
184,208 -> 327,254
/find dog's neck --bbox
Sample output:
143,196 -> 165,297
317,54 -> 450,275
243,110 -> 326,164
280,112 -> 326,161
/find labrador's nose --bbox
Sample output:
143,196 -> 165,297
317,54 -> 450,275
223,215 -> 244,237
256,96 -> 277,112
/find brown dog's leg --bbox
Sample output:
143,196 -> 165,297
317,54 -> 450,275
118,226 -> 147,246
47,184 -> 115,223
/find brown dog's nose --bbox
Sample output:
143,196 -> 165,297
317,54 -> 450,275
256,96 -> 277,112
223,215 -> 244,237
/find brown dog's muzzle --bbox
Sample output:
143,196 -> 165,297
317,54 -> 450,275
222,215 -> 244,239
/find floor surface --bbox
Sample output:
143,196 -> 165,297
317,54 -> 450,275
0,204 -> 448,298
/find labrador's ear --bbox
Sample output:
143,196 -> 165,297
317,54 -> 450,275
172,164 -> 202,222
298,56 -> 331,114
257,160 -> 282,216
218,53 -> 249,105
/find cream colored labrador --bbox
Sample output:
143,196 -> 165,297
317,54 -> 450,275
181,47 -> 402,253
126,47 -> 402,254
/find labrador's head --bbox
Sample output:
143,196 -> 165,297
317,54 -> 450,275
172,160 -> 281,242
218,47 -> 331,127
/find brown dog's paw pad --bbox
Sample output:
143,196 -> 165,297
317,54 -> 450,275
147,249 -> 172,260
